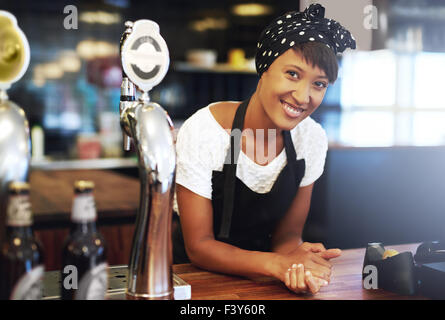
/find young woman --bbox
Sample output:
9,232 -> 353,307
172,3 -> 356,294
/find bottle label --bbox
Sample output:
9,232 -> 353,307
10,265 -> 44,300
71,194 -> 97,222
7,195 -> 32,227
75,262 -> 108,300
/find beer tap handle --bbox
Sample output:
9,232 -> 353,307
122,133 -> 132,151
120,21 -> 134,50
120,109 -> 132,151
120,76 -> 135,151
119,21 -> 135,151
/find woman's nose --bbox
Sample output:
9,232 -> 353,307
291,83 -> 310,106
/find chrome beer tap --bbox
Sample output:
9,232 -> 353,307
0,11 -> 31,242
119,20 -> 176,300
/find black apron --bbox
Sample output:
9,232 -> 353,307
173,98 -> 306,263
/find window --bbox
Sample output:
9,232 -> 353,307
336,50 -> 445,146
341,50 -> 397,109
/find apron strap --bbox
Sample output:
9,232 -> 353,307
218,99 -> 249,239
283,130 -> 300,188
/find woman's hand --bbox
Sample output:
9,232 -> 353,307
280,242 -> 342,283
284,263 -> 328,294
301,242 -> 342,261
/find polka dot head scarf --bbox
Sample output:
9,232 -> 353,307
255,3 -> 356,76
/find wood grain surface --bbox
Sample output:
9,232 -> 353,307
172,243 -> 427,300
29,169 -> 140,224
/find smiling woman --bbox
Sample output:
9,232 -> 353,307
172,3 -> 355,296
255,44 -> 336,131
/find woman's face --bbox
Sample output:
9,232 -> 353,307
257,48 -> 329,131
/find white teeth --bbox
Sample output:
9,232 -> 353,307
283,102 -> 304,115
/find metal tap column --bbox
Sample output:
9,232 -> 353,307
119,19 -> 175,300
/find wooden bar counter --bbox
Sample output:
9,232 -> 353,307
173,243 -> 426,300
42,243 -> 427,300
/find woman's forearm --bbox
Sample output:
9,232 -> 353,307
272,234 -> 303,254
186,238 -> 286,281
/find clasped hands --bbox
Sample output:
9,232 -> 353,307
282,242 -> 341,295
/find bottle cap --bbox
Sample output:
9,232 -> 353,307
7,181 -> 32,226
8,181 -> 30,193
72,181 -> 97,222
74,180 -> 95,192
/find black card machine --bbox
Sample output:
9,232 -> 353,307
363,241 -> 445,299
414,241 -> 445,264
362,242 -> 417,296
415,241 -> 445,299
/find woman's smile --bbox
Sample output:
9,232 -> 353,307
281,99 -> 306,119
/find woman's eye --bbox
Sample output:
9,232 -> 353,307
287,71 -> 299,78
314,81 -> 328,89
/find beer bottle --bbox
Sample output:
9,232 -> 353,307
61,180 -> 108,300
0,181 -> 45,300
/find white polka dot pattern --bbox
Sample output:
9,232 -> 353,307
255,3 -> 356,76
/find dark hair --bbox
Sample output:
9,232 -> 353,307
292,42 -> 339,84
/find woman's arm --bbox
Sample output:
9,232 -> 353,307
271,183 -> 342,280
271,183 -> 314,254
176,184 -> 333,284
177,184 -> 279,279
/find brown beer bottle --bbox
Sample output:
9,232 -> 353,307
0,182 -> 45,300
61,180 -> 108,300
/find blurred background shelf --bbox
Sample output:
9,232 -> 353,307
31,157 -> 138,171
172,61 -> 256,74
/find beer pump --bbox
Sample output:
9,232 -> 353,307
119,20 -> 176,300
0,11 -> 31,242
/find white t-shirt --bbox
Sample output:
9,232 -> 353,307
173,103 -> 328,214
